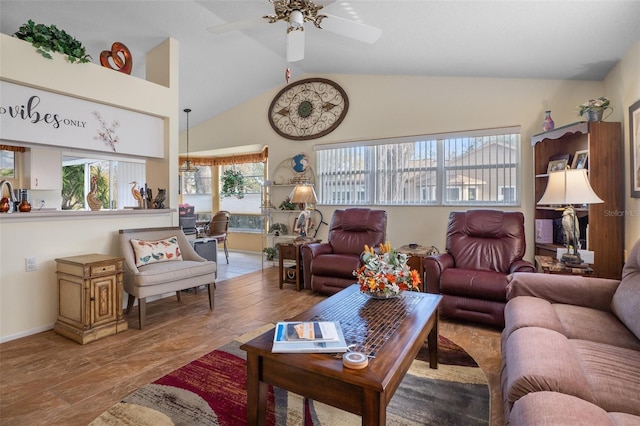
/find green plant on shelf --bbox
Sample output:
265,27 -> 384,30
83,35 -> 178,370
268,223 -> 288,236
14,19 -> 91,63
278,197 -> 296,210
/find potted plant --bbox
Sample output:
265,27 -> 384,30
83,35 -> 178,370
278,197 -> 296,210
263,246 -> 277,261
578,96 -> 613,122
14,20 -> 91,63
220,169 -> 245,199
268,223 -> 288,236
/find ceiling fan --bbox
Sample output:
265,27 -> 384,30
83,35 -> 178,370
207,0 -> 382,62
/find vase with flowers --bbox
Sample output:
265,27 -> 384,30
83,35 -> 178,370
578,96 -> 613,122
354,241 -> 421,299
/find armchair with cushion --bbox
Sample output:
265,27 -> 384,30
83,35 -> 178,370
205,210 -> 230,264
301,208 -> 387,295
424,210 -> 535,327
119,227 -> 216,329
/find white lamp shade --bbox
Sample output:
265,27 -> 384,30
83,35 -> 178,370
538,169 -> 604,205
289,185 -> 318,204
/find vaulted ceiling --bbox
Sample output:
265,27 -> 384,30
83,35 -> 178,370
2,1 -> 640,131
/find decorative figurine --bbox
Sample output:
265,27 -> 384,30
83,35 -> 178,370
153,189 -> 166,209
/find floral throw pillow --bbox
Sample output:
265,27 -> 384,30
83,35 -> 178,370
130,236 -> 183,267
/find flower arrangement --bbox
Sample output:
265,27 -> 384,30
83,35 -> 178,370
354,241 -> 421,298
578,96 -> 611,116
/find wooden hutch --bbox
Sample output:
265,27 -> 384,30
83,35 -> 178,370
532,121 -> 623,279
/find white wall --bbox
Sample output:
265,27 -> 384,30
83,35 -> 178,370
0,35 -> 179,342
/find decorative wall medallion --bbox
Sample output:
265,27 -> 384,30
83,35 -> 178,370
268,78 -> 349,140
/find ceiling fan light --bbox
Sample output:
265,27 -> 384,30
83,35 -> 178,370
290,9 -> 304,28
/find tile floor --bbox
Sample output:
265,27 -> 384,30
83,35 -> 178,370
216,250 -> 265,282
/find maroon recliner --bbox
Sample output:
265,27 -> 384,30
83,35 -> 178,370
301,208 -> 387,295
425,210 -> 535,327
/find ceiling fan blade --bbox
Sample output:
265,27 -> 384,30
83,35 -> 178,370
286,29 -> 305,62
207,16 -> 264,34
320,14 -> 382,44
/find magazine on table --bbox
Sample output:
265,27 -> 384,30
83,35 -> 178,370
272,321 -> 349,353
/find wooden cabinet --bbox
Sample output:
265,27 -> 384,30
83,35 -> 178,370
24,148 -> 62,190
54,254 -> 128,344
532,121 -> 623,279
278,240 -> 320,291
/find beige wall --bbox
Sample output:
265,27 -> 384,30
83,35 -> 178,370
2,32 -> 638,342
0,35 -> 179,341
188,73 -> 635,257
605,38 -> 640,256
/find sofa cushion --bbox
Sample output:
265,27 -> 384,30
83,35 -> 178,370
503,296 -> 565,340
611,238 -> 640,341
132,260 -> 214,287
503,297 -> 640,351
556,304 -> 640,351
572,339 -> 640,416
502,327 -> 596,410
131,236 -> 183,267
509,392 -> 619,426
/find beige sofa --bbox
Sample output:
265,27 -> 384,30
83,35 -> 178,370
119,227 -> 216,329
501,238 -> 640,425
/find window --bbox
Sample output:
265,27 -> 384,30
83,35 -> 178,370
62,155 -> 145,210
316,127 -> 520,206
0,150 -> 15,178
181,166 -> 213,195
220,162 -> 265,233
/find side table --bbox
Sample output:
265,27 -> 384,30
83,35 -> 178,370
278,239 -> 320,291
534,255 -> 594,276
54,253 -> 128,344
397,244 -> 440,292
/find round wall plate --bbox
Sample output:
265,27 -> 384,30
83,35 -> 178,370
268,78 -> 349,141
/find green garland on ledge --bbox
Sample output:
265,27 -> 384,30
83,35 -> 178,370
14,19 -> 91,63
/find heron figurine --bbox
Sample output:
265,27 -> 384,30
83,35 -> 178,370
130,181 -> 143,208
561,207 -> 581,264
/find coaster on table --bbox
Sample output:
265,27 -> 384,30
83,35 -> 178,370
343,351 -> 368,369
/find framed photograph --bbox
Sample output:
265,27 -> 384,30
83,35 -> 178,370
630,99 -> 640,198
547,158 -> 568,173
571,150 -> 589,169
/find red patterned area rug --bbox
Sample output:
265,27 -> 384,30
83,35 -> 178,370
90,325 -> 489,425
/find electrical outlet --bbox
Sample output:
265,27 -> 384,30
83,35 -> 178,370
25,257 -> 37,272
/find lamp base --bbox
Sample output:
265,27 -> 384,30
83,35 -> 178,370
561,252 -> 583,266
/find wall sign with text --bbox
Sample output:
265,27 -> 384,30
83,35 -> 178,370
0,81 -> 164,158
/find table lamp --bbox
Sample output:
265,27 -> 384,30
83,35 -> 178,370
537,168 -> 603,265
289,184 -> 318,237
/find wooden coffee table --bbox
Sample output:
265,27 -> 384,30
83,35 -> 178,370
241,284 -> 442,425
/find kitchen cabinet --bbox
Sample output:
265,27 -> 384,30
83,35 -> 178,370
24,148 -> 62,190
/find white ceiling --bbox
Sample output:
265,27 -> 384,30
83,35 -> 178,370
2,0 -> 640,132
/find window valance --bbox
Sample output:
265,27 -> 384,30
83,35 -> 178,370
179,147 -> 268,166
0,145 -> 25,152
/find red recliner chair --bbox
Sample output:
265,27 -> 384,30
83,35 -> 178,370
425,210 -> 535,327
301,208 -> 387,295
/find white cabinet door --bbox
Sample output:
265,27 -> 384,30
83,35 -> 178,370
25,148 -> 62,190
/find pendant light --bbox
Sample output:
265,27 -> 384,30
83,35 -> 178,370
179,108 -> 198,172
